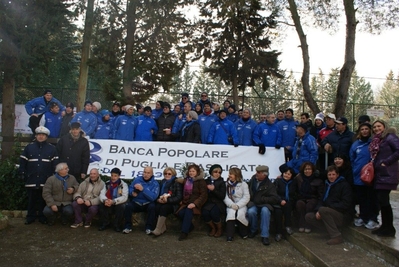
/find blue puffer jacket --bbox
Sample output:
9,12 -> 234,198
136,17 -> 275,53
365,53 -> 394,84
287,132 -> 318,173
350,138 -> 371,186
135,114 -> 158,141
253,122 -> 282,147
207,118 -> 238,145
40,111 -> 62,138
235,118 -> 257,146
25,96 -> 65,115
113,114 -> 137,141
172,113 -> 187,135
71,110 -> 97,138
152,108 -> 163,120
128,175 -> 160,205
227,113 -> 239,123
94,118 -> 114,139
277,118 -> 298,147
198,112 -> 218,144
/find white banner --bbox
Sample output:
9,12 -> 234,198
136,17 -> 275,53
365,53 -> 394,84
0,104 -> 32,134
88,140 -> 285,181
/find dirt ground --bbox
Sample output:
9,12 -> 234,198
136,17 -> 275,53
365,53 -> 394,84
0,218 -> 312,267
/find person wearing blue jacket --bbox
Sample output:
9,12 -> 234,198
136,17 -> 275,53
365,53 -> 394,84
71,100 -> 97,138
253,112 -> 282,153
172,101 -> 192,137
350,122 -> 379,230
113,105 -> 137,141
235,108 -> 257,146
25,89 -> 65,134
285,124 -> 318,174
207,110 -> 239,146
94,110 -> 114,139
178,93 -> 195,111
135,106 -> 158,141
123,167 -> 160,234
227,104 -> 239,123
39,102 -> 62,139
277,108 -> 298,161
151,101 -> 164,120
198,102 -> 217,144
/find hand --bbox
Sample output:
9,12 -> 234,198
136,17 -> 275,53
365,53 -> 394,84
81,173 -> 86,179
315,211 -> 321,220
132,192 -> 138,197
66,187 -> 74,194
134,184 -> 143,191
76,198 -> 84,205
84,200 -> 91,206
231,204 -> 239,210
381,163 -> 386,166
258,144 -> 266,155
187,203 -> 196,209
207,184 -> 215,191
104,199 -> 113,207
51,205 -> 58,212
281,200 -> 286,206
61,111 -> 66,117
324,144 -> 332,153
275,145 -> 281,149
164,128 -> 171,135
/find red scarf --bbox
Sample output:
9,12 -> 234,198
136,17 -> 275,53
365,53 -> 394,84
369,133 -> 383,160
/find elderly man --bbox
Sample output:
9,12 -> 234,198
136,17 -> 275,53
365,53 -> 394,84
19,126 -> 59,225
42,162 -> 79,226
98,168 -> 128,232
71,168 -> 105,228
305,165 -> 353,245
57,122 -> 90,183
123,167 -> 160,234
247,165 -> 280,246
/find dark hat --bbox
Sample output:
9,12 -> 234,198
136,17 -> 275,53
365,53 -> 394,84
203,101 -> 211,107
358,115 -> 370,124
181,93 -> 189,98
49,102 -> 59,108
135,104 -> 143,110
144,106 -> 152,112
219,109 -> 227,116
358,122 -> 372,130
335,117 -> 348,124
163,102 -> 171,109
112,101 -> 121,107
256,165 -> 269,173
70,122 -> 81,129
110,167 -> 121,175
157,100 -> 164,107
65,102 -> 74,109
229,104 -> 236,112
285,108 -> 294,114
43,89 -> 52,95
209,164 -> 223,175
296,123 -> 308,132
84,100 -> 92,106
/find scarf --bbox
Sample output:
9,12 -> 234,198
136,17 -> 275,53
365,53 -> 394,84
183,177 -> 194,197
227,180 -> 238,202
181,120 -> 195,137
106,179 -> 121,200
369,133 -> 383,160
161,176 -> 175,195
55,173 -> 69,191
282,179 -> 293,201
323,176 -> 344,202
295,138 -> 303,158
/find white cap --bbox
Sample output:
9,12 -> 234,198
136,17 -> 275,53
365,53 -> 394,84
125,105 -> 134,111
35,126 -> 50,136
315,113 -> 324,121
92,101 -> 101,110
326,113 -> 336,120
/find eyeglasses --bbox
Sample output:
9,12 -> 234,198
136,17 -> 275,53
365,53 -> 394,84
164,173 -> 172,175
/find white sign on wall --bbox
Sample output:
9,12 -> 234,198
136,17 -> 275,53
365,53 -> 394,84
0,104 -> 33,134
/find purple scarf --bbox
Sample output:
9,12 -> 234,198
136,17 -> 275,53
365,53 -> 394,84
183,177 -> 194,197
369,133 -> 383,160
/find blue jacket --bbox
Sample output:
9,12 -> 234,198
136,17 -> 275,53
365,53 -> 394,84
287,132 -> 318,173
71,110 -> 97,138
227,113 -> 239,123
277,118 -> 298,147
113,114 -> 137,141
128,175 -> 160,205
40,111 -> 62,138
235,118 -> 257,146
135,114 -> 158,141
25,96 -> 65,116
151,108 -> 163,120
198,112 -> 218,144
350,138 -> 371,186
94,118 -> 114,139
172,113 -> 187,134
207,118 -> 238,145
253,122 -> 282,147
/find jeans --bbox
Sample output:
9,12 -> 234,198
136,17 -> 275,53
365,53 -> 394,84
247,206 -> 271,238
72,201 -> 99,224
177,207 -> 194,234
43,204 -> 73,223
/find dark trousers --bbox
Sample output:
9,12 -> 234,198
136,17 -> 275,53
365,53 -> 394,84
146,202 -> 175,230
202,205 -> 222,223
28,114 -> 43,134
72,201 -> 99,224
177,207 -> 194,234
274,201 -> 293,234
354,185 -> 379,223
124,202 -> 150,229
305,207 -> 344,238
26,187 -> 46,222
43,204 -> 74,223
99,203 -> 126,228
225,220 -> 248,238
296,199 -> 318,228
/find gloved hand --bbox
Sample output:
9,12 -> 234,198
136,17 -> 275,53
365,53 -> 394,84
258,144 -> 266,155
275,145 -> 281,149
234,144 -> 238,147
231,204 -> 239,210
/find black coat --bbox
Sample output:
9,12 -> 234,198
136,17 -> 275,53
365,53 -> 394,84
156,112 -> 176,141
179,120 -> 201,143
247,176 -> 280,211
321,128 -> 354,164
274,178 -> 297,202
295,173 -> 324,203
202,176 -> 227,214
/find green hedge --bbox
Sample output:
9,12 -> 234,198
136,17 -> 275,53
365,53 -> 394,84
0,159 -> 28,210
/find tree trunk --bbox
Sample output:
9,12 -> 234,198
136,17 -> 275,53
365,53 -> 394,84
232,76 -> 239,106
288,0 -> 320,116
77,0 -> 95,112
1,56 -> 16,160
122,0 -> 138,104
334,0 -> 357,117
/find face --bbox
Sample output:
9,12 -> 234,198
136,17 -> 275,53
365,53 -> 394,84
228,173 -> 236,182
266,114 -> 275,124
335,123 -> 346,133
174,105 -> 181,114
36,133 -> 48,142
203,104 -> 211,113
373,122 -> 385,135
58,165 -> 69,177
219,112 -> 226,120
89,169 -> 99,182
326,117 -> 335,127
212,168 -> 222,179
334,157 -> 344,168
303,165 -> 313,176
182,96 -> 188,103
143,167 -> 153,180
242,109 -> 250,119
51,105 -> 60,114
156,102 -> 161,109
296,127 -> 306,137
44,93 -> 53,102
228,107 -> 234,113
188,168 -> 198,178
224,102 -> 230,108
112,105 -> 120,112
144,109 -> 152,116
92,105 -> 98,113
285,111 -> 293,119
283,170 -> 293,181
359,125 -> 371,138
110,173 -> 120,183
84,104 -> 92,112
256,171 -> 266,181
186,114 -> 192,121
163,106 -> 170,113
163,169 -> 173,180
103,114 -> 110,121
201,93 -> 208,100
300,115 -> 308,124
315,118 -> 323,126
184,103 -> 191,113
277,111 -> 284,120
213,103 -> 220,111
195,104 -> 202,112
126,107 -> 134,115
70,128 -> 81,137
260,115 -> 267,122
238,110 -> 243,117
66,106 -> 73,114
327,170 -> 339,183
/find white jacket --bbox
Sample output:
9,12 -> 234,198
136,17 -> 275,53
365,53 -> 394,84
224,182 -> 250,226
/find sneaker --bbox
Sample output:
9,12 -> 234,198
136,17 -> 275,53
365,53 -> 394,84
298,228 -> 305,233
70,222 -> 83,228
364,220 -> 379,230
123,228 -> 132,234
84,222 -> 91,228
145,229 -> 152,235
354,218 -> 365,227
305,228 -> 311,233
286,227 -> 294,235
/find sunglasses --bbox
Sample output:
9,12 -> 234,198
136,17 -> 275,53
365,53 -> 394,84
164,173 -> 172,175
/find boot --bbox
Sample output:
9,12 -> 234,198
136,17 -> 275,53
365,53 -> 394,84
214,221 -> 223,238
206,221 -> 216,236
377,205 -> 396,237
152,216 -> 167,236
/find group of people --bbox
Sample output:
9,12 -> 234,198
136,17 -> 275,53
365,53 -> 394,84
20,90 -> 399,246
